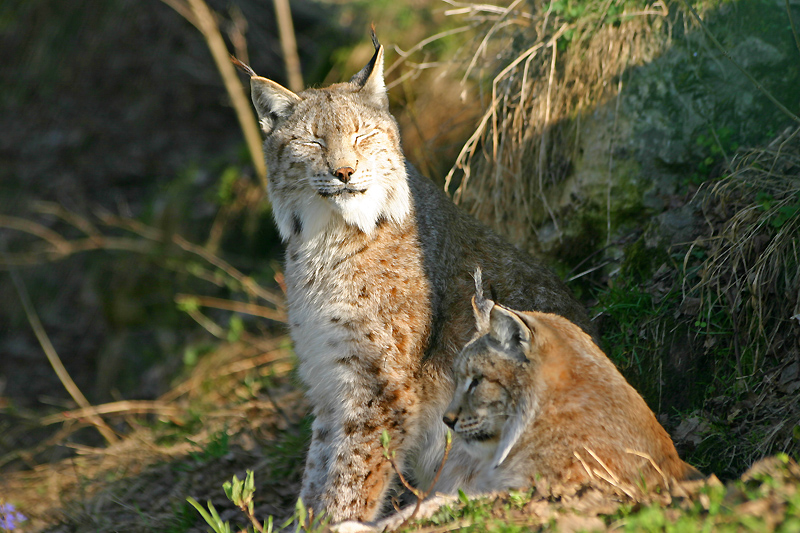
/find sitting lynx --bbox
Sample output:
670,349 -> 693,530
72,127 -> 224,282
438,270 -> 701,494
237,34 -> 592,522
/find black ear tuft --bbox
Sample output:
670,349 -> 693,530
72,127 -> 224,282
231,55 -> 256,78
348,33 -> 388,109
370,24 -> 380,50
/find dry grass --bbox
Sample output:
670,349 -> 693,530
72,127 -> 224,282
681,127 -> 800,472
0,337 -> 305,532
444,0 -> 668,249
691,127 -> 800,378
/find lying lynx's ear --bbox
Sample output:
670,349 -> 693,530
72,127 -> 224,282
350,38 -> 389,110
472,267 -> 494,333
488,306 -> 532,362
250,77 -> 302,134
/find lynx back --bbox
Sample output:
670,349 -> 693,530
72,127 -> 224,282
241,37 -> 592,523
438,271 -> 701,494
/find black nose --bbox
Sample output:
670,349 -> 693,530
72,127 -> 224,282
333,166 -> 355,183
442,413 -> 457,429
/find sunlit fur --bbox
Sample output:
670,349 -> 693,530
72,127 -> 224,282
438,284 -> 702,495
245,41 -> 593,523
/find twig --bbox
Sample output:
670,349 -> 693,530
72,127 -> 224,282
5,262 -> 119,445
0,215 -> 72,255
681,0 -> 800,125
273,0 -> 303,93
583,446 -> 620,485
31,201 -> 101,238
175,293 -> 286,322
40,401 -> 184,425
442,0 -> 533,19
459,0 -> 528,86
180,304 -> 281,355
573,451 -> 597,481
162,0 -> 268,186
385,25 -> 473,78
625,448 -> 670,489
1,208 -> 285,309
788,0 -> 800,58
98,211 -> 284,308
383,431 -> 452,530
538,35 -> 560,237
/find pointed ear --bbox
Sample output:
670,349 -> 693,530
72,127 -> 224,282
488,306 -> 532,362
250,77 -> 301,134
350,40 -> 389,110
471,267 -> 494,333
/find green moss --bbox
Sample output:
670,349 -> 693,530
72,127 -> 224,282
620,238 -> 670,282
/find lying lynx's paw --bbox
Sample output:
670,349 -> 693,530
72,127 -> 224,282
332,494 -> 459,533
377,494 -> 460,531
331,520 -> 378,533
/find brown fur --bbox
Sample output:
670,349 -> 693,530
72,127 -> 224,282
241,38 -> 592,522
440,278 -> 701,494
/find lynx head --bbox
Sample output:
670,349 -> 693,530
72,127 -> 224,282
242,35 -> 411,241
443,269 -> 542,468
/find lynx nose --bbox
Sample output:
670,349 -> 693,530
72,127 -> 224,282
333,166 -> 355,183
442,412 -> 458,429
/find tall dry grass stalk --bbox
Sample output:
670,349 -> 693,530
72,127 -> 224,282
444,2 -> 668,250
161,0 -> 268,188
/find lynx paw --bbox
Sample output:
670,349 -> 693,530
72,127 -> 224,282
331,520 -> 377,533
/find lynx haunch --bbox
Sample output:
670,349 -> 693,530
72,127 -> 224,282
239,35 -> 591,522
439,271 -> 702,494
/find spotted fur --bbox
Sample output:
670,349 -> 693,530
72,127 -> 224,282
438,273 -> 702,495
243,38 -> 591,522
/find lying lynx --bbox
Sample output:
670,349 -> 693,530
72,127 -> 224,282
238,35 -> 591,522
438,271 -> 701,494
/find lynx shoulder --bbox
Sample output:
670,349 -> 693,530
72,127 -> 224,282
239,36 -> 591,523
439,270 -> 702,494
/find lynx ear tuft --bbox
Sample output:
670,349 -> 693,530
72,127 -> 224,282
350,36 -> 388,110
250,77 -> 302,134
231,55 -> 257,78
488,306 -> 531,362
472,268 -> 494,333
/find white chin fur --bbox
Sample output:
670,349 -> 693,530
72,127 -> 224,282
334,184 -> 409,235
271,176 -> 411,241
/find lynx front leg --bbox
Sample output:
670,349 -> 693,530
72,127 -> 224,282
321,418 -> 402,523
300,415 -> 334,512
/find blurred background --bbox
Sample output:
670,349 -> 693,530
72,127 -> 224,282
1,0 -> 799,530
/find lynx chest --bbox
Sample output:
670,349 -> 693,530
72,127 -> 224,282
283,224 -> 433,406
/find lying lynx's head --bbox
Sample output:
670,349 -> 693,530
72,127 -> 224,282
443,269 -> 541,468
243,36 -> 411,241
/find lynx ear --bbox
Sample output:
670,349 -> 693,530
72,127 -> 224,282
350,34 -> 389,110
488,306 -> 532,362
250,77 -> 302,134
471,267 -> 494,333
